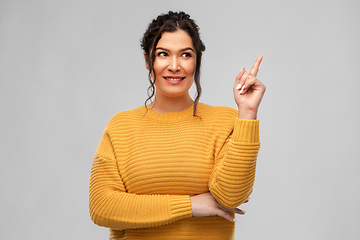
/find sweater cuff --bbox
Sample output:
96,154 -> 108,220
169,195 -> 193,221
231,118 -> 260,143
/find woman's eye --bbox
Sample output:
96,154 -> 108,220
182,52 -> 191,58
157,52 -> 168,57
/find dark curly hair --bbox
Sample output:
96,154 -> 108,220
141,11 -> 206,116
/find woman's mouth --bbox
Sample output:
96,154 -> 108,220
164,76 -> 185,84
164,77 -> 185,81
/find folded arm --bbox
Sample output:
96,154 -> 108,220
89,131 -> 192,230
208,118 -> 260,209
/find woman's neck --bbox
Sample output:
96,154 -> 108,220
149,94 -> 194,114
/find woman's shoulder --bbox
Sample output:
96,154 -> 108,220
198,102 -> 238,118
197,103 -> 238,133
106,106 -> 147,127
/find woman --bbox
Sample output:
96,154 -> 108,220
89,11 -> 266,240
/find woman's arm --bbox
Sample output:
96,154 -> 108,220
208,56 -> 265,208
208,118 -> 260,208
89,130 -> 192,230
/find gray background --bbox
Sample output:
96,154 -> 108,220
1,0 -> 359,239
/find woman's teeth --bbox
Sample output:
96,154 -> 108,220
164,77 -> 184,81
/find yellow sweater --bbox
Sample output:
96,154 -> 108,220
89,103 -> 260,240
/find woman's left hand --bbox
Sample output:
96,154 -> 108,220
233,55 -> 266,120
190,192 -> 249,222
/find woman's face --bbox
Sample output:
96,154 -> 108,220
152,30 -> 196,99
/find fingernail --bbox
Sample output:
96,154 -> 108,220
233,218 -> 237,222
241,67 -> 245,71
236,83 -> 242,90
239,85 -> 245,94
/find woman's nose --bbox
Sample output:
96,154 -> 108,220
168,57 -> 180,71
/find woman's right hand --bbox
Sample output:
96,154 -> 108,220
190,192 -> 249,222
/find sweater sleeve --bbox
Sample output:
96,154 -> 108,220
208,117 -> 260,209
89,128 -> 193,230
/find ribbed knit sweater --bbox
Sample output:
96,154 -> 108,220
89,102 -> 260,240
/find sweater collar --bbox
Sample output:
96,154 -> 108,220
144,103 -> 196,122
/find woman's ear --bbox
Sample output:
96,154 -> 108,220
144,52 -> 149,70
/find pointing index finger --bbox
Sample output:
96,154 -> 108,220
250,55 -> 263,77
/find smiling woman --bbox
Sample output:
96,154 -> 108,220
150,30 -> 196,112
141,11 -> 206,116
89,11 -> 266,240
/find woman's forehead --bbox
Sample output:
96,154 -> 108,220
156,30 -> 194,50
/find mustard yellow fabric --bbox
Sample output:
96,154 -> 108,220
89,103 -> 260,240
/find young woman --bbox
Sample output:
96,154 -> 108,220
89,11 -> 266,240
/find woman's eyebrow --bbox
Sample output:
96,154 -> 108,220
155,47 -> 169,52
155,47 -> 194,52
180,47 -> 195,52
